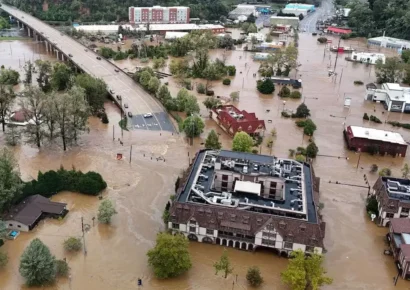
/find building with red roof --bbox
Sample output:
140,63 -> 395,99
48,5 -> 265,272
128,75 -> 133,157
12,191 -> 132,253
326,27 -> 352,35
210,105 -> 265,137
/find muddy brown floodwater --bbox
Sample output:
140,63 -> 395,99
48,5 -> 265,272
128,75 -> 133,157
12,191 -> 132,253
1,34 -> 410,290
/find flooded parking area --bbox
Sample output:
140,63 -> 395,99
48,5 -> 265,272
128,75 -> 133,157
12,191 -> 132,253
1,33 -> 410,289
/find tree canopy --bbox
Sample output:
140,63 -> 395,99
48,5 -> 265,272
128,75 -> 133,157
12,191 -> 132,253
213,249 -> 234,278
205,130 -> 222,150
232,132 -> 254,153
281,249 -> 333,290
183,115 -> 204,138
0,148 -> 23,214
97,199 -> 117,223
147,233 -> 192,279
19,239 -> 57,286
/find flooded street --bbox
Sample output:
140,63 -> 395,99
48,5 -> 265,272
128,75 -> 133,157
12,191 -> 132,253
2,32 -> 410,289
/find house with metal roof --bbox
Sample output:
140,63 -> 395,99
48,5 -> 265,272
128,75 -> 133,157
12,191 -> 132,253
4,195 -> 68,232
387,218 -> 410,278
169,149 -> 326,256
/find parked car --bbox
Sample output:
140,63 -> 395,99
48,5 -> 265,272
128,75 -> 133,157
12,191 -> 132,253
127,112 -> 133,117
96,56 -> 101,60
143,113 -> 153,118
116,95 -> 121,100
109,89 -> 114,94
68,54 -> 73,57
124,103 -> 128,108
114,69 -> 119,72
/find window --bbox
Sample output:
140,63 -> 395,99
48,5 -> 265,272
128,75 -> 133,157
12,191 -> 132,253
306,246 -> 315,252
8,224 -> 12,227
189,226 -> 196,233
262,239 -> 275,246
222,175 -> 228,181
206,229 -> 214,235
402,208 -> 410,213
270,182 -> 277,189
172,223 -> 179,229
222,182 -> 228,188
386,213 -> 394,218
284,242 -> 293,249
262,232 -> 276,239
17,225 -> 21,228
190,220 -> 197,225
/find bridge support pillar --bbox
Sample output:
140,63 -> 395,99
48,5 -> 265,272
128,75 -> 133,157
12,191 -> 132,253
27,27 -> 31,37
16,21 -> 19,28
45,41 -> 49,52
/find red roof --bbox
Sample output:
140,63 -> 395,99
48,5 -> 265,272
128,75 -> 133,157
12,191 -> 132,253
391,218 -> 410,234
327,27 -> 352,34
212,105 -> 265,135
10,109 -> 30,122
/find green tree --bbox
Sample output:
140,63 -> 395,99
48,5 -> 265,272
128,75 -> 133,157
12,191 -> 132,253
402,163 -> 410,178
147,233 -> 192,279
214,249 -> 234,278
35,60 -> 52,93
290,91 -> 302,99
0,85 -> 15,132
281,249 -> 333,290
279,86 -> 291,98
51,62 -> 72,91
75,74 -> 107,114
139,70 -> 152,88
24,60 -> 33,85
306,142 -> 319,158
147,76 -> 161,94
20,87 -> 46,148
176,88 -> 190,111
230,91 -> 240,102
157,85 -> 172,103
97,199 -> 117,223
63,237 -> 82,252
55,259 -> 69,277
152,57 -> 166,70
19,239 -> 57,286
293,103 -> 310,118
183,115 -> 205,137
232,132 -> 254,153
246,266 -> 264,287
257,78 -> 275,94
402,50 -> 410,63
184,95 -> 200,115
347,1 -> 375,36
196,83 -> 206,94
247,23 -> 258,33
203,96 -> 221,110
303,119 -> 317,136
169,58 -> 190,76
0,67 -> 20,85
205,130 -> 222,149
0,220 -> 7,239
379,168 -> 392,176
0,148 -> 23,213
375,57 -> 405,84
0,252 -> 8,268
242,22 -> 250,32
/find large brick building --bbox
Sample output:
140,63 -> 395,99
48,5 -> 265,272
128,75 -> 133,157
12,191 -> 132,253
169,149 -> 326,256
129,6 -> 190,24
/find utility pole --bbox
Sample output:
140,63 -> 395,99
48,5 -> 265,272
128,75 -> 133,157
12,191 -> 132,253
112,125 -> 115,141
333,37 -> 342,73
129,145 -> 133,163
81,217 -> 87,255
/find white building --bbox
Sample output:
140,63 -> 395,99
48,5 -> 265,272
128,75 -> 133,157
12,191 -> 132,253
349,52 -> 386,65
165,31 -> 188,40
229,5 -> 258,20
368,36 -> 410,50
129,6 -> 190,24
365,83 -> 410,112
282,8 -> 309,16
247,33 -> 265,42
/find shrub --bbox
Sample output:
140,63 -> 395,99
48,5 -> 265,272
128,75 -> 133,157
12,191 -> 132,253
354,80 -> 364,85
295,155 -> 306,162
379,168 -> 392,176
290,91 -> 302,99
257,79 -> 275,94
317,37 -> 328,44
370,164 -> 378,173
370,115 -> 382,123
101,112 -> 109,124
278,86 -> 291,98
251,149 -> 259,154
363,113 -> 369,120
366,196 -> 378,216
222,78 -> 231,85
295,120 -> 306,127
55,260 -> 70,277
306,142 -> 319,158
206,90 -> 215,96
227,66 -> 236,76
63,237 -> 82,252
0,252 -> 8,268
288,149 -> 295,157
281,111 -> 291,118
140,58 -> 149,63
246,266 -> 264,287
196,83 -> 206,94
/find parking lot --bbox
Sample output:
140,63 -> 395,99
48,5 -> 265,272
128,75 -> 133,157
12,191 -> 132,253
128,112 -> 175,132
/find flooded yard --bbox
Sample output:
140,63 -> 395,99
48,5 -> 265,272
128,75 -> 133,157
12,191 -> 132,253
0,34 -> 410,289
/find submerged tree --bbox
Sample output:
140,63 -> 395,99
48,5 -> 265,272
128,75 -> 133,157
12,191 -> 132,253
281,249 -> 332,290
205,130 -> 222,150
214,250 -> 234,278
0,85 -> 15,132
97,199 -> 117,223
35,60 -> 52,93
147,233 -> 192,279
19,239 -> 56,286
232,132 -> 254,153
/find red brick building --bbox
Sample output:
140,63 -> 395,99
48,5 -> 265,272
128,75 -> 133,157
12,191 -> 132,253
344,125 -> 407,157
210,105 -> 265,137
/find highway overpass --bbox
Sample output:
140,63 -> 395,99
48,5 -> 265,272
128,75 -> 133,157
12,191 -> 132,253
0,3 -> 174,132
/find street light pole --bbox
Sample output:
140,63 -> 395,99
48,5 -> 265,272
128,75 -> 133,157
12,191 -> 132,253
356,150 -> 362,171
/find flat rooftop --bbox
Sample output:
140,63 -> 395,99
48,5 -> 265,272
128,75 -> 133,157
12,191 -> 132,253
348,125 -> 407,145
383,177 -> 410,202
368,36 -> 410,48
178,150 -> 318,224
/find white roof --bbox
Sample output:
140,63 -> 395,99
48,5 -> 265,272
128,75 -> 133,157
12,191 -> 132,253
75,23 -> 224,32
349,126 -> 407,145
234,181 -> 261,195
165,31 -> 188,39
386,83 -> 403,91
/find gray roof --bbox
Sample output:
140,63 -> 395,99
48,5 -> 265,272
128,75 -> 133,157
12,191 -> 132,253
5,195 -> 67,226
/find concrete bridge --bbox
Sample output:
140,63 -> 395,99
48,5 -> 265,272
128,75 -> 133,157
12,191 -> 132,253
0,3 -> 174,132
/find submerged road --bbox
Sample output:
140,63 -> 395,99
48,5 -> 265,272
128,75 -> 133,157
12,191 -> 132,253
0,3 -> 174,132
300,0 -> 334,33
